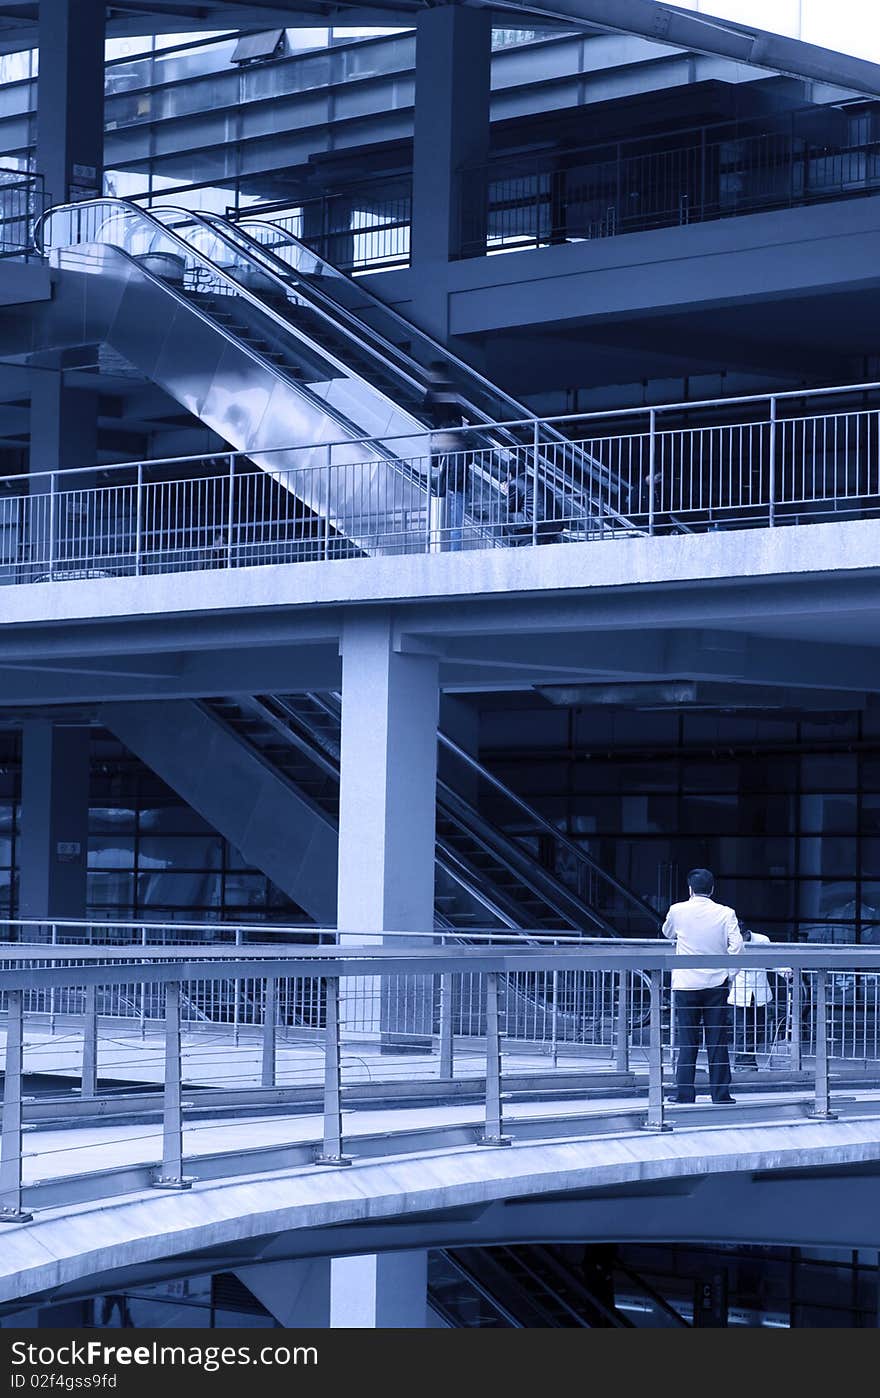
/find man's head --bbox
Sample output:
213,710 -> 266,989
687,867 -> 714,897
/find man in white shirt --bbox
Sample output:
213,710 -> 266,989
728,925 -> 791,1069
662,867 -> 743,1104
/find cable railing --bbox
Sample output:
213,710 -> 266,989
2,381 -> 880,585
1,933 -> 878,1220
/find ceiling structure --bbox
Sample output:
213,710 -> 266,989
0,0 -> 878,98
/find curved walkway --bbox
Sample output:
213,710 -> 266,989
4,1088 -> 880,1308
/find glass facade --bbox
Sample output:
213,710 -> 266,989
0,731 -> 306,925
484,703 -> 880,942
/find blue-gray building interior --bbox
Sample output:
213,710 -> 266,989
1,0 -> 880,1329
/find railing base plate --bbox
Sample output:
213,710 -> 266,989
807,1108 -> 838,1121
640,1119 -> 673,1133
0,1208 -> 33,1224
314,1153 -> 353,1167
152,1176 -> 194,1190
479,1133 -> 513,1147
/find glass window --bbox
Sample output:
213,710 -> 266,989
799,794 -> 857,832
88,837 -> 135,869
802,754 -> 858,790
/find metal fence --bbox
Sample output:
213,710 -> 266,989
3,381 -> 880,584
1,936 -> 876,1217
0,167 -> 46,257
465,115 -> 880,257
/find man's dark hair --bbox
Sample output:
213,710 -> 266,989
687,868 -> 714,896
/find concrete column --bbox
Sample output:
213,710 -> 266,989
29,370 -> 99,568
336,615 -> 439,1042
337,615 -> 439,938
411,7 -> 491,334
330,1252 -> 428,1328
35,0 -> 105,206
234,1252 -> 429,1328
19,722 -> 90,921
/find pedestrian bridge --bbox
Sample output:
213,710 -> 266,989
2,932 -> 880,1316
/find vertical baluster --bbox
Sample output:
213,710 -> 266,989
810,968 -> 836,1120
315,976 -> 351,1164
226,453 -> 235,568
439,971 -> 454,1079
261,975 -> 277,1088
152,981 -> 192,1189
615,968 -> 630,1072
642,968 -> 671,1132
0,989 -> 32,1222
81,982 -> 97,1099
481,971 -> 511,1145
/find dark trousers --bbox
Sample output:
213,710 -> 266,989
674,984 -> 732,1102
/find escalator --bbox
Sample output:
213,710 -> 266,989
429,1246 -> 634,1327
204,690 -> 659,940
34,197 -> 639,556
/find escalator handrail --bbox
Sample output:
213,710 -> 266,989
34,198 -> 433,487
438,729 -> 663,931
305,689 -> 659,933
189,209 -> 432,401
230,215 -> 641,527
270,691 -> 606,934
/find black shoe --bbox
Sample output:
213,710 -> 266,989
713,1095 -> 736,1104
667,1094 -> 695,1105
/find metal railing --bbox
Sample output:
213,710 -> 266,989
462,109 -> 880,258
230,185 -> 412,273
3,380 -> 880,585
1,934 -> 877,1220
0,167 -> 47,258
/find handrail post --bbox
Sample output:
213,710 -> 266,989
809,968 -> 837,1120
81,983 -> 98,1099
550,967 -> 559,1069
261,975 -> 276,1089
324,448 -> 332,561
641,969 -> 672,1132
768,396 -> 777,527
531,419 -> 539,547
134,462 -> 143,575
49,921 -> 57,1034
48,470 -> 56,579
790,971 -> 803,1073
439,972 -> 454,1079
648,408 -> 656,536
481,972 -> 511,1145
232,927 -> 242,1046
0,989 -> 32,1222
226,453 -> 235,568
615,969 -> 630,1072
152,980 -> 192,1189
315,976 -> 351,1164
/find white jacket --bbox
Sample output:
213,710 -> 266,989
727,931 -> 789,1006
662,894 -> 743,990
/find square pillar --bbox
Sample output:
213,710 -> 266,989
29,370 -> 99,569
411,7 -> 491,334
337,615 -> 439,1043
19,722 -> 90,921
331,1252 -> 428,1328
36,0 -> 105,206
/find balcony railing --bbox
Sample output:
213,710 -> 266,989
0,167 -> 47,258
1,382 -> 879,585
0,929 -> 876,1217
461,112 -> 880,258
